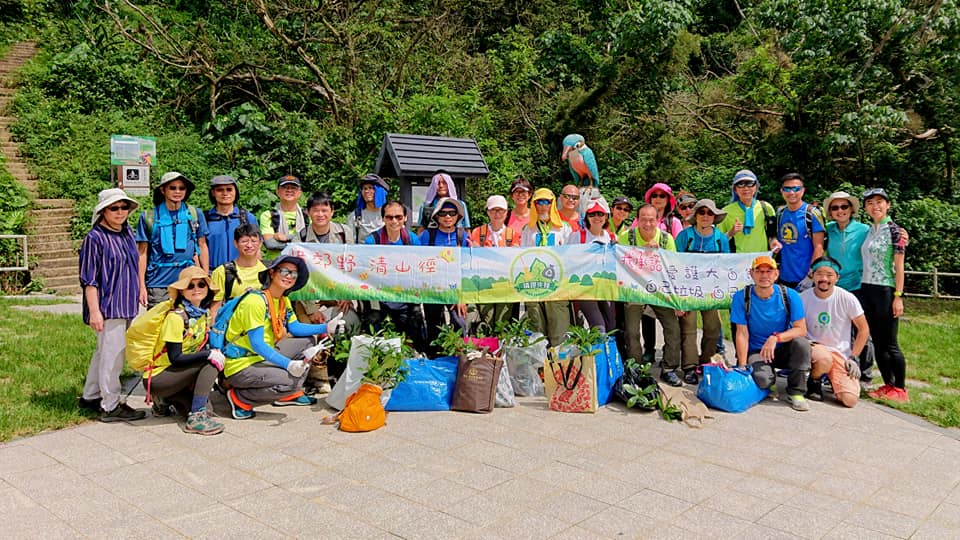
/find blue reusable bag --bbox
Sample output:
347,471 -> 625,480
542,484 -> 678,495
385,356 -> 459,412
697,364 -> 769,413
591,337 -> 624,406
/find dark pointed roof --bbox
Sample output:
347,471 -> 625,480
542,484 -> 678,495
375,133 -> 489,179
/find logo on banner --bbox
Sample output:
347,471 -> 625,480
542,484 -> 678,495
511,249 -> 563,299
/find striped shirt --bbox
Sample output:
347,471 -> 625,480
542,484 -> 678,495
79,223 -> 140,323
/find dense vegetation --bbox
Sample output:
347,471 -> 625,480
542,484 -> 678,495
1,0 -> 958,289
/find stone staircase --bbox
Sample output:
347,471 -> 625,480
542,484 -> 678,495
0,41 -> 81,295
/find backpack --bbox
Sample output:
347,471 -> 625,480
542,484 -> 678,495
683,231 -> 724,253
205,207 -> 249,227
338,383 -> 387,432
299,223 -> 347,243
477,224 -> 515,246
125,300 -> 189,371
627,228 -> 669,248
143,205 -> 201,258
579,228 -> 617,244
374,226 -> 412,245
209,290 -> 268,358
222,261 -> 240,300
743,284 -> 791,333
776,203 -> 827,250
427,227 -> 467,247
270,208 -> 310,233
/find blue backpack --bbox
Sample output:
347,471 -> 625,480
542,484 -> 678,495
209,290 -> 267,358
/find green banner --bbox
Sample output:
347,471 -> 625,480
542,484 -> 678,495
285,243 -> 763,310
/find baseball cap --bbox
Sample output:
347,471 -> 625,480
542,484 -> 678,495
278,175 -> 301,188
612,196 -> 633,209
486,195 -> 509,210
751,255 -> 778,270
862,187 -> 889,202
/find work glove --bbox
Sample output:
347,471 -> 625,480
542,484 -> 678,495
286,360 -> 308,378
325,313 -> 346,335
208,349 -> 226,371
302,337 -> 332,361
845,356 -> 861,380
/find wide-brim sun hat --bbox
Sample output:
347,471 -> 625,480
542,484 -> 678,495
359,173 -> 389,191
687,198 -> 727,225
92,188 -> 139,226
585,196 -> 611,215
644,182 -> 677,212
430,197 -> 466,222
823,191 -> 860,216
153,171 -> 196,206
167,265 -> 218,303
259,255 -> 309,294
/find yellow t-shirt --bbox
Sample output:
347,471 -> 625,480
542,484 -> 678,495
144,310 -> 209,377
223,293 -> 296,377
211,261 -> 267,302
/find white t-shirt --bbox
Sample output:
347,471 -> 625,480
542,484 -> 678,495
800,286 -> 864,358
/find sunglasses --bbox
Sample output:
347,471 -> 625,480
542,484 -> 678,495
649,192 -> 668,199
613,206 -> 631,212
185,281 -> 208,290
586,211 -> 606,218
165,185 -> 187,191
829,203 -> 851,212
734,181 -> 757,188
383,214 -> 405,221
436,210 -> 458,217
561,193 -> 580,201
696,208 -> 714,216
106,204 -> 130,212
678,204 -> 695,211
781,185 -> 803,193
534,199 -> 551,206
276,268 -> 299,279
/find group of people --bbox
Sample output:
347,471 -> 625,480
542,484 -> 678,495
77,167 -> 910,434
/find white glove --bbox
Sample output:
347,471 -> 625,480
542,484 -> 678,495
208,349 -> 226,371
286,360 -> 308,377
325,313 -> 346,335
302,338 -> 331,361
845,356 -> 861,380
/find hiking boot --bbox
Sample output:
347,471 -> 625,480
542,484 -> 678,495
683,369 -> 699,385
786,394 -> 810,412
151,398 -> 174,417
867,384 -> 893,399
227,389 -> 255,420
882,387 -> 910,403
182,409 -> 224,436
273,394 -> 318,407
660,370 -> 683,387
78,397 -> 101,413
99,403 -> 147,423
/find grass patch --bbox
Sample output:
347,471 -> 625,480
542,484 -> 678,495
0,299 -> 96,441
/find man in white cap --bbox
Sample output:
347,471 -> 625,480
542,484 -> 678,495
420,197 -> 470,354
136,171 -> 209,308
79,188 -> 147,422
470,194 -> 521,328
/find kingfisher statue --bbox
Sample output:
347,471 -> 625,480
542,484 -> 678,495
560,133 -> 601,215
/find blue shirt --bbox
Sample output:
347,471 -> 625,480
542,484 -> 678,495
730,285 -> 805,352
363,228 -> 421,245
777,203 -> 825,283
135,205 -> 209,288
826,220 -> 869,291
418,228 -> 470,247
80,224 -> 140,324
204,206 -> 258,270
675,226 -> 730,253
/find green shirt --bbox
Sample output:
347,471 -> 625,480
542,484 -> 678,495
717,200 -> 774,253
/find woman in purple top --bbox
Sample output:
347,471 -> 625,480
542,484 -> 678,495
79,189 -> 147,422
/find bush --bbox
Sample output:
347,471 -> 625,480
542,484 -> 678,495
895,198 -> 960,296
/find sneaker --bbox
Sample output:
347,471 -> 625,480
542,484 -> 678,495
660,370 -> 683,387
867,384 -> 893,399
77,397 -> 101,413
883,387 -> 910,403
786,394 -> 810,412
151,398 -> 174,417
317,381 -> 332,394
273,394 -> 318,407
767,384 -> 780,401
99,403 -> 147,423
182,409 -> 225,436
227,389 -> 256,420
683,370 -> 699,385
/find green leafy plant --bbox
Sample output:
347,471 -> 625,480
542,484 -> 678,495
657,394 -> 683,422
620,359 -> 659,409
495,317 -> 549,349
563,325 -> 609,358
360,325 -> 414,389
431,324 -> 476,357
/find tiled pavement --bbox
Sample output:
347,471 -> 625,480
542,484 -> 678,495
2,386 -> 959,539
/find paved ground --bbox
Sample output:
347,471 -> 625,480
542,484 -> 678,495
2,299 -> 959,538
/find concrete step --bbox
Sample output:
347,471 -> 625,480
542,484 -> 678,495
33,198 -> 75,209
29,207 -> 75,220
29,223 -> 70,235
31,255 -> 77,269
31,247 -> 79,261
35,275 -> 81,294
29,217 -> 74,231
28,237 -> 76,252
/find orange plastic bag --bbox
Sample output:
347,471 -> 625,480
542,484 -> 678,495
338,383 -> 387,432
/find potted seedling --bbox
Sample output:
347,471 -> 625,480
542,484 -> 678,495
615,358 -> 659,411
362,326 -> 413,390
497,318 -> 548,397
431,324 -> 478,357
563,325 -> 608,361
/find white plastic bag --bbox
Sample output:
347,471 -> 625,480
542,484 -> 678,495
326,335 -> 400,410
495,360 -> 516,408
501,332 -> 547,397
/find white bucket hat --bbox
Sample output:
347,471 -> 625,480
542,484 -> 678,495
92,188 -> 139,226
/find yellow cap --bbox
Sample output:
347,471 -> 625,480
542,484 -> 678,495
751,255 -> 778,270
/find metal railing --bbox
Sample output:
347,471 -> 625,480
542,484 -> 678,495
905,268 -> 960,299
0,234 -> 28,271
